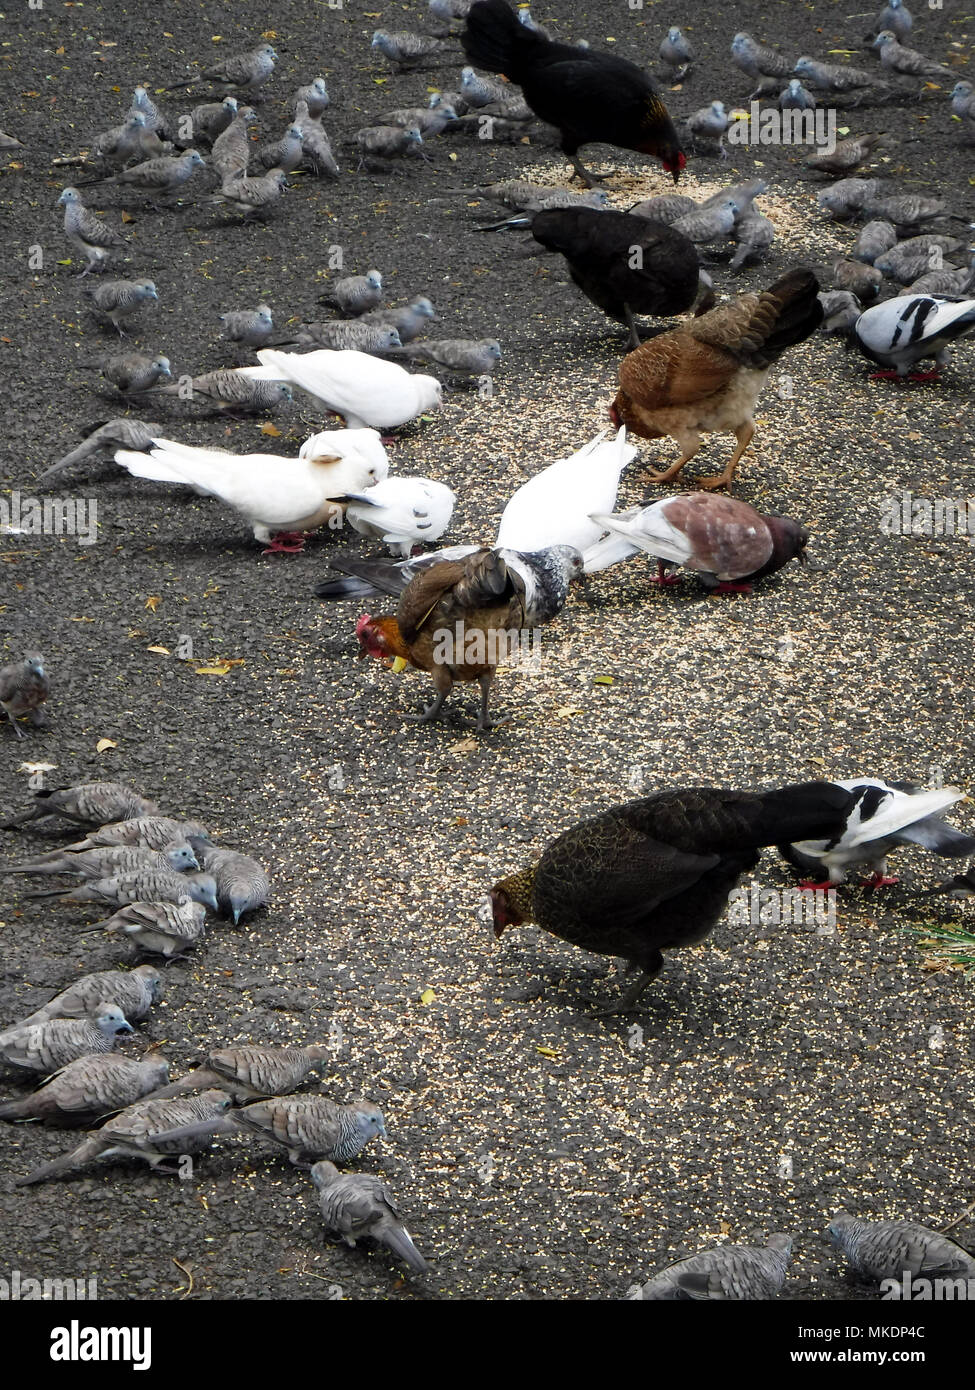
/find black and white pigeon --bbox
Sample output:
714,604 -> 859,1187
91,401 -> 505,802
853,295 -> 975,380
910,865 -> 975,899
779,778 -> 975,889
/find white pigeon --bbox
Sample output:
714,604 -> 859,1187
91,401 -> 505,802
495,427 -> 636,560
236,349 -> 444,429
299,427 -> 391,479
342,476 -> 456,556
112,437 -> 385,544
782,779 -> 975,888
853,296 -> 975,378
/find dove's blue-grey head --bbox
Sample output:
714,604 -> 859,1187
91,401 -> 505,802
364,269 -> 383,290
183,873 -> 219,913
22,653 -> 45,678
352,1102 -> 387,1141
668,27 -> 683,42
310,1159 -> 340,1189
794,57 -> 814,77
134,964 -> 165,1003
58,187 -> 82,207
411,296 -> 435,318
135,279 -> 158,301
872,30 -> 897,50
164,839 -> 199,873
404,127 -> 423,145
93,1003 -> 135,1036
381,329 -> 403,349
826,1211 -> 860,1251
151,355 -> 172,379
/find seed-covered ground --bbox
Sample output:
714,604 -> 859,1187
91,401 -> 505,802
0,0 -> 973,1301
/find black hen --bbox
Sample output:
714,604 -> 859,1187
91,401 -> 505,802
519,207 -> 706,347
462,0 -> 685,187
490,782 -> 857,1013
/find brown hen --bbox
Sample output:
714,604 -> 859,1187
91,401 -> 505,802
609,268 -> 822,492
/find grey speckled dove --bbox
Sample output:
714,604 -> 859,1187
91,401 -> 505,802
636,1235 -> 793,1299
828,1212 -> 975,1284
148,1095 -> 387,1167
0,1004 -> 134,1075
0,1053 -> 170,1127
90,899 -> 208,957
143,1043 -> 330,1102
12,964 -> 162,1027
0,655 -> 49,738
311,1161 -> 428,1272
2,781 -> 158,831
16,1090 -> 234,1186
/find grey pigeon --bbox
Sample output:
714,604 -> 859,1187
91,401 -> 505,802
371,29 -> 447,70
430,0 -> 473,23
187,838 -> 269,923
456,92 -> 531,123
0,1053 -> 170,1127
828,1212 -> 975,1284
816,177 -> 882,219
130,86 -> 168,136
147,1095 -> 387,1167
950,82 -> 975,140
0,655 -> 49,738
143,1044 -> 331,1102
210,106 -> 259,183
699,179 -> 767,221
863,192 -> 946,231
636,1235 -> 794,1300
81,277 -> 158,336
1,781 -> 158,831
853,219 -> 898,264
900,261 -> 975,297
382,105 -> 459,136
659,27 -> 693,82
293,78 -> 329,118
167,43 -> 278,94
460,67 -> 508,108
872,30 -> 953,80
276,322 -> 403,355
91,899 -> 208,958
16,1090 -> 234,1186
90,112 -> 152,168
359,296 -> 436,343
150,370 -> 292,414
403,337 -> 501,376
26,867 -> 218,912
184,96 -> 239,145
876,234 -> 965,284
831,257 -> 882,302
95,150 -> 205,200
628,193 -> 698,225
292,103 -> 341,177
673,198 -> 738,245
686,101 -> 730,157
59,815 -> 210,854
779,78 -> 816,111
39,419 -> 164,485
866,0 -> 913,43
470,179 -> 607,214
0,127 -> 24,149
731,33 -> 793,92
429,89 -> 470,116
321,270 -> 384,317
210,167 -> 287,217
730,210 -> 775,274
220,303 -> 274,347
256,124 -> 304,174
3,841 -> 199,879
355,124 -> 425,167
0,1004 -> 134,1075
794,57 -> 888,98
12,964 -> 162,1028
311,1161 -> 428,1273
805,133 -> 884,176
59,187 -> 128,275
818,289 -> 862,334
87,352 -> 172,395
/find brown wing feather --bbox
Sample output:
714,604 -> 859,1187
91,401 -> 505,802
619,331 -> 742,408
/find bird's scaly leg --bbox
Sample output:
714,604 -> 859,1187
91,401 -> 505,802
643,443 -> 702,485
623,304 -> 642,351
402,690 -> 449,725
697,421 -> 754,492
476,672 -> 509,733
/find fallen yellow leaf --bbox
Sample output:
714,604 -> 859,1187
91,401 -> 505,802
95,738 -> 118,753
536,1046 -> 559,1059
259,422 -> 282,436
145,595 -> 161,612
419,988 -> 436,1006
147,645 -> 170,655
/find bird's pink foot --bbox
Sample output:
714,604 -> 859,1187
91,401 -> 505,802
862,872 -> 900,890
798,879 -> 834,892
649,564 -> 681,587
262,531 -> 307,555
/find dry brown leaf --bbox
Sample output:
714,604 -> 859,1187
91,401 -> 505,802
95,738 -> 118,753
145,595 -> 161,612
